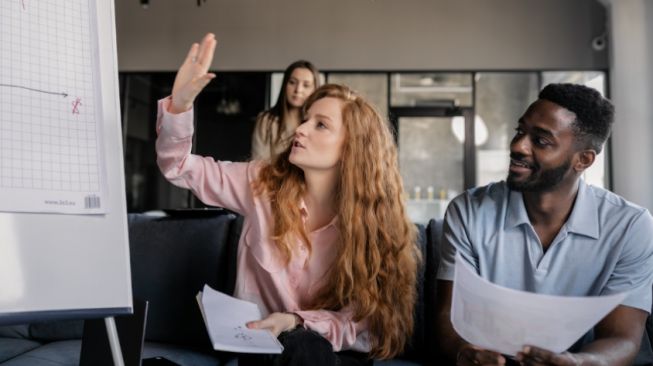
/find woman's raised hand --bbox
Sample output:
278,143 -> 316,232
168,33 -> 217,114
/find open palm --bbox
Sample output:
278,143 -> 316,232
169,33 -> 217,114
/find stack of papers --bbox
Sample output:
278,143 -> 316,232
452,253 -> 627,356
196,285 -> 283,354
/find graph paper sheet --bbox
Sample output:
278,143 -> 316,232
0,0 -> 108,214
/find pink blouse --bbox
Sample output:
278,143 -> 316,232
155,97 -> 370,352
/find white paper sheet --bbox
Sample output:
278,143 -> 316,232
196,284 -> 284,354
0,0 -> 108,214
451,253 -> 627,356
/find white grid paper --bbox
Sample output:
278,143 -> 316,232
0,0 -> 106,214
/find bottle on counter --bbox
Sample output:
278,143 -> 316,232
413,186 -> 422,200
427,186 -> 434,201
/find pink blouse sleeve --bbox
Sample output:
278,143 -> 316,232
155,97 -> 258,216
294,308 -> 370,352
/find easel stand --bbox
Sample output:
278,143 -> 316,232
80,300 -> 148,366
105,317 -> 125,366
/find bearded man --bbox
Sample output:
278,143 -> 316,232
436,83 -> 653,366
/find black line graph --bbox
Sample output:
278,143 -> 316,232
0,83 -> 68,98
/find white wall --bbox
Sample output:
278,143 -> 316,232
115,0 -> 607,71
604,0 -> 653,211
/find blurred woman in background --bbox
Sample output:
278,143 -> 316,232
251,60 -> 320,160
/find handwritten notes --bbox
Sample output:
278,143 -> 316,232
196,285 -> 283,354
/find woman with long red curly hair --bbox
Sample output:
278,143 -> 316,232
156,33 -> 420,365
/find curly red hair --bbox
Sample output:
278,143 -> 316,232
253,84 -> 420,359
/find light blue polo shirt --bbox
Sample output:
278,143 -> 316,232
437,180 -> 653,313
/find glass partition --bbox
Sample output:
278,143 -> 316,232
399,116 -> 463,224
474,72 -> 539,186
119,70 -> 609,213
327,73 -> 388,117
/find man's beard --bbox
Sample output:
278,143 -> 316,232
507,156 -> 571,192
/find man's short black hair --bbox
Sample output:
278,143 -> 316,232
539,83 -> 614,153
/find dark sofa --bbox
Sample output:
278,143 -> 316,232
0,211 -> 445,365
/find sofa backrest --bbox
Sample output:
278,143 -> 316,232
425,218 -> 444,362
130,213 -> 443,360
0,325 -> 30,339
128,211 -> 240,348
396,223 -> 427,362
391,219 -> 444,362
28,320 -> 84,341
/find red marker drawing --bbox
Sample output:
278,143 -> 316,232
72,97 -> 82,114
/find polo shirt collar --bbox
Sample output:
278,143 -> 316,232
565,180 -> 599,239
506,188 -> 530,229
504,180 -> 599,239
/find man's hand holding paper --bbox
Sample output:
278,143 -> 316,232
451,253 -> 627,357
